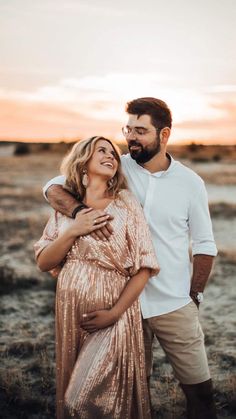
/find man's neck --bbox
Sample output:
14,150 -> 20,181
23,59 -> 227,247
139,152 -> 171,174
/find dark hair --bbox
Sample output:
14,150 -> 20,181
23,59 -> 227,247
126,97 -> 172,129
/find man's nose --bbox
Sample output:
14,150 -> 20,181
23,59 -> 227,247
126,130 -> 136,140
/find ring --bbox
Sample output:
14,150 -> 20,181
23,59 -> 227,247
93,219 -> 98,225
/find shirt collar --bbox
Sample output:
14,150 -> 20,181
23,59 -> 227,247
131,153 -> 176,177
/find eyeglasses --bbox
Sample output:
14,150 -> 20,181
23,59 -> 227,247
122,126 -> 160,137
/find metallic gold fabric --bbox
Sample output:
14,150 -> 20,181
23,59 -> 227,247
35,190 -> 159,419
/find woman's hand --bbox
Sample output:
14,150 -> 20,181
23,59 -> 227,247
66,208 -> 113,239
80,309 -> 118,333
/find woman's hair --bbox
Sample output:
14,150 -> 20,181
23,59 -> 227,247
60,136 -> 128,199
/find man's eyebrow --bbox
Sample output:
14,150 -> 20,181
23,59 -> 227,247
126,125 -> 148,129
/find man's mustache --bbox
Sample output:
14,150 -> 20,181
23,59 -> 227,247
128,141 -> 143,148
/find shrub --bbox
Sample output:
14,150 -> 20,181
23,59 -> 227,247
14,143 -> 30,156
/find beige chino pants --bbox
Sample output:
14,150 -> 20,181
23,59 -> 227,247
142,301 -> 211,385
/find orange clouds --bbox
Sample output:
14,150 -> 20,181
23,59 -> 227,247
174,100 -> 236,144
0,75 -> 236,144
0,98 -> 121,140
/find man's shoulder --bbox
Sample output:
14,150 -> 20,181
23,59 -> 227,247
121,153 -> 131,163
121,153 -> 140,173
173,160 -> 204,185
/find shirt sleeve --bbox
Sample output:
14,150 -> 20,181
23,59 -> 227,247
122,190 -> 160,277
34,211 -> 63,277
189,180 -> 217,256
43,175 -> 66,201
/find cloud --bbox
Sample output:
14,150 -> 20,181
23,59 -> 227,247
173,99 -> 236,143
0,73 -> 236,142
0,98 -> 121,140
0,0 -> 129,18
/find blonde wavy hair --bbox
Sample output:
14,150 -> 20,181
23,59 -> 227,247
60,136 -> 128,199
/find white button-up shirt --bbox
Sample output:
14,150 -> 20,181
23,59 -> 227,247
43,154 -> 217,318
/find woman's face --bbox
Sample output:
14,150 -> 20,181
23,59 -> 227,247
86,139 -> 119,180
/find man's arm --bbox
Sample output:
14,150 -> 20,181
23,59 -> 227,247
190,254 -> 214,305
188,180 -> 217,305
46,184 -> 113,240
47,185 -> 81,218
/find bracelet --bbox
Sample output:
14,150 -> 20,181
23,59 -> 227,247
71,204 -> 88,219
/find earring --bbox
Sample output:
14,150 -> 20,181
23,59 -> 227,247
108,177 -> 114,190
82,170 -> 89,188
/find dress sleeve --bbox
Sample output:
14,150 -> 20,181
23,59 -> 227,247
121,190 -> 160,277
34,211 -> 62,277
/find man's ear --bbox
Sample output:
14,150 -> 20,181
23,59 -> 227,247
160,127 -> 171,145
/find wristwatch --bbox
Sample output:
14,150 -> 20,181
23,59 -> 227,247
193,292 -> 204,304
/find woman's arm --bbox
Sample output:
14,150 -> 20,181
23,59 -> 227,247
81,267 -> 151,332
37,208 -> 111,272
37,229 -> 76,272
46,185 -> 114,241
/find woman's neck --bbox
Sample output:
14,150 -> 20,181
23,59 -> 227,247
84,178 -> 110,205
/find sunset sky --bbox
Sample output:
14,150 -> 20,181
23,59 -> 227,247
1,0 -> 236,144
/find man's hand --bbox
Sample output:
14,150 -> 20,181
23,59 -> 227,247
190,294 -> 200,309
46,185 -> 114,240
90,222 -> 113,241
80,309 -> 118,333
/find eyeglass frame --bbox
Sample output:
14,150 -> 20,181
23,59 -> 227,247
122,125 -> 162,137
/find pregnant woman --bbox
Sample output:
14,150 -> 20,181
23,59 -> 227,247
34,136 -> 159,419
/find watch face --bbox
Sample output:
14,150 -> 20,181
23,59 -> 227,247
196,293 -> 204,303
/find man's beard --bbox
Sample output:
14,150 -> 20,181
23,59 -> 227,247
128,137 -> 161,164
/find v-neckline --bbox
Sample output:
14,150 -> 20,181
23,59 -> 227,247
85,198 -> 116,212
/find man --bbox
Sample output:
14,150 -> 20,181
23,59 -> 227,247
43,98 -> 217,419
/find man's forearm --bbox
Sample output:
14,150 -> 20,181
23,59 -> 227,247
47,185 -> 81,217
190,254 -> 214,295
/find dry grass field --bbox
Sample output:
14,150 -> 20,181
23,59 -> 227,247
0,143 -> 235,418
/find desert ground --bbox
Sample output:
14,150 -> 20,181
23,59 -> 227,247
0,143 -> 235,418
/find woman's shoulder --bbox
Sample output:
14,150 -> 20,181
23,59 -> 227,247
48,210 -> 73,230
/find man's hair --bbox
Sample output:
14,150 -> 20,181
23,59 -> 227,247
126,97 -> 172,129
60,136 -> 128,199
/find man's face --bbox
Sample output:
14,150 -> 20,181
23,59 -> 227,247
123,114 -> 161,164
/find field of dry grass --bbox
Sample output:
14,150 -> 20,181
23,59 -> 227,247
0,145 -> 235,418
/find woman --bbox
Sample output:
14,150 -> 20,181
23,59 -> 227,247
34,136 -> 159,419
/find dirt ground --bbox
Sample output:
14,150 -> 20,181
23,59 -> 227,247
0,149 -> 235,418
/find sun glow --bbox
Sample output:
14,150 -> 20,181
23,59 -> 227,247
0,0 -> 236,144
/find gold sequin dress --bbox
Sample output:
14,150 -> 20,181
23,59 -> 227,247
34,190 -> 159,419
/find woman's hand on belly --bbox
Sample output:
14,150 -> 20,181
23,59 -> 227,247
80,309 -> 118,333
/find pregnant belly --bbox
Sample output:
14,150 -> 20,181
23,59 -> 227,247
57,260 -> 128,316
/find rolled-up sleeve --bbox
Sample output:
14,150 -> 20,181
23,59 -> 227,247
189,181 -> 217,256
43,175 -> 66,200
